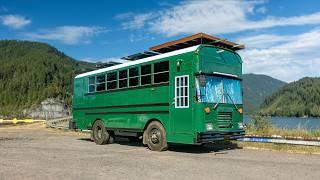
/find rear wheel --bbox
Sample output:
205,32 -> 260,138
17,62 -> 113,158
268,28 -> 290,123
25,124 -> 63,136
145,121 -> 168,151
92,120 -> 110,145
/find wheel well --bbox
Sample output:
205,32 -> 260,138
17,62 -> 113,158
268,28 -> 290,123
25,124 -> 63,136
90,118 -> 102,130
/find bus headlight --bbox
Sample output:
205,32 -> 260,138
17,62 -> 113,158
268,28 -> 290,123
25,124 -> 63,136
238,122 -> 244,129
206,123 -> 213,131
204,107 -> 211,114
238,108 -> 243,114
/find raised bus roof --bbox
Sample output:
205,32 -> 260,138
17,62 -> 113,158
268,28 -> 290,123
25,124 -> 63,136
75,45 -> 200,79
75,33 -> 244,79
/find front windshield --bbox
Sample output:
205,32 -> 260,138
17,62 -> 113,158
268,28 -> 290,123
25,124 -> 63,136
195,75 -> 242,104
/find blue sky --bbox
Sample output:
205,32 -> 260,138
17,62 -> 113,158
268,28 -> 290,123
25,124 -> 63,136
0,0 -> 320,82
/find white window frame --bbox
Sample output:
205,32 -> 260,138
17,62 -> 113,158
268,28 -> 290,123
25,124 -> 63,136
129,67 -> 139,87
88,76 -> 96,93
106,71 -> 117,91
153,61 -> 169,84
175,75 -> 189,108
140,64 -> 152,86
118,69 -> 128,89
95,74 -> 106,92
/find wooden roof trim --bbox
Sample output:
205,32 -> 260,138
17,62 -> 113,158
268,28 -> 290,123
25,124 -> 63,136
149,33 -> 244,52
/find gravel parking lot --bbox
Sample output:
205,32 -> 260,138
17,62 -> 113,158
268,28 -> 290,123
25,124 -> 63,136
0,123 -> 320,180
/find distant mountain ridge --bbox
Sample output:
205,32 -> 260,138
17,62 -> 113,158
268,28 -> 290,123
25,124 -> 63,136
242,73 -> 286,114
259,77 -> 320,117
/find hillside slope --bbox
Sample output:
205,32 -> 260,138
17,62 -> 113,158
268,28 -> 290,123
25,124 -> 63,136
0,40 -> 93,117
243,74 -> 286,114
260,77 -> 320,117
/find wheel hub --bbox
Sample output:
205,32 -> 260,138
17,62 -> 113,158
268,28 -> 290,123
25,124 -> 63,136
97,127 -> 102,139
150,129 -> 160,144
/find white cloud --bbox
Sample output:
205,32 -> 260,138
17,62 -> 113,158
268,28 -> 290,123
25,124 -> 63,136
256,6 -> 267,14
114,12 -> 135,20
239,29 -> 320,82
121,0 -> 320,36
121,13 -> 155,30
25,26 -> 107,45
0,15 -> 31,29
129,33 -> 155,42
237,34 -> 295,48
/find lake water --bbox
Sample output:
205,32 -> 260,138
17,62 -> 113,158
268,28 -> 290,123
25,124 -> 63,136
243,116 -> 320,130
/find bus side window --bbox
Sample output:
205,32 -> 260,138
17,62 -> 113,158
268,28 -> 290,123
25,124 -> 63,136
154,61 -> 169,84
107,72 -> 117,90
88,76 -> 95,93
119,69 -> 128,88
129,67 -> 139,87
141,64 -> 151,85
96,74 -> 106,92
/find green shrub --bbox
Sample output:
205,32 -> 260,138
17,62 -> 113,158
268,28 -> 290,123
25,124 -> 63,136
246,115 -> 272,134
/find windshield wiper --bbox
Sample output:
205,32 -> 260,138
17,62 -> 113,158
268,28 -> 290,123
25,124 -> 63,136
213,93 -> 224,109
213,91 -> 239,110
225,91 -> 239,110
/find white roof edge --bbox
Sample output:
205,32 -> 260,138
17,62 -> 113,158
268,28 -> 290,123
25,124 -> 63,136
75,45 -> 200,79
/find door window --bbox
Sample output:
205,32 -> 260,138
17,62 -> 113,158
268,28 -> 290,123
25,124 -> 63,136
175,75 -> 189,108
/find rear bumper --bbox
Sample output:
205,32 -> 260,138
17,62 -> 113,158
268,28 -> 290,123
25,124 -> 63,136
196,129 -> 245,143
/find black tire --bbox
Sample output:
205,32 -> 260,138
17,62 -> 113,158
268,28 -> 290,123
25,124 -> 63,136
145,121 -> 168,151
92,120 -> 110,145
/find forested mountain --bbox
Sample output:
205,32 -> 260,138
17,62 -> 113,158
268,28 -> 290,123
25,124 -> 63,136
242,74 -> 286,114
0,40 -> 93,117
260,77 -> 320,117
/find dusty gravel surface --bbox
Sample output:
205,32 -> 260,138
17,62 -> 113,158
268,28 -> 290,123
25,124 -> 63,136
0,123 -> 320,180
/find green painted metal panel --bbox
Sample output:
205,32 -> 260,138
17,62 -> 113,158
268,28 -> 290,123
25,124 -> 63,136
199,46 -> 242,78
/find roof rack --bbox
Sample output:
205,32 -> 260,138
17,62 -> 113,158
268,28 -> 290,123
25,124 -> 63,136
120,33 -> 244,61
149,33 -> 244,53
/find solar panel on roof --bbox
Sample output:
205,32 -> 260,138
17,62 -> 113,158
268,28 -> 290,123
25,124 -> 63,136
121,51 -> 161,61
95,61 -> 122,68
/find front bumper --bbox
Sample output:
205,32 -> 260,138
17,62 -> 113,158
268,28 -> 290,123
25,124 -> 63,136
196,129 -> 245,143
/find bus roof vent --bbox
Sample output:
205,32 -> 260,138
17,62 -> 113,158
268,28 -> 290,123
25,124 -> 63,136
121,51 -> 161,61
149,33 -> 244,53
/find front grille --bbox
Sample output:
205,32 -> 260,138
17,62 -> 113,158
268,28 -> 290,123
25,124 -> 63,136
217,112 -> 232,128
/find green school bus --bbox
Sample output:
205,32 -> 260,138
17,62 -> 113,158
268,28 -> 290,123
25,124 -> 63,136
72,35 -> 245,151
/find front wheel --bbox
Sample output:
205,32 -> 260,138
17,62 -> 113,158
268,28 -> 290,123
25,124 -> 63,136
144,121 -> 168,151
92,120 -> 110,145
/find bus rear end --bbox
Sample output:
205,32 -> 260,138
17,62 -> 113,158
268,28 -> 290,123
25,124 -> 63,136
194,45 -> 244,144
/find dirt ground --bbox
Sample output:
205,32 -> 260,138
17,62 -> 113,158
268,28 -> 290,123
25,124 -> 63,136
0,123 -> 320,180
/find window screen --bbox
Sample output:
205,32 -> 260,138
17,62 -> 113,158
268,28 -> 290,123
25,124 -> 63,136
141,64 -> 151,85
129,67 -> 139,87
95,74 -> 106,92
107,72 -> 117,90
88,76 -> 95,93
119,69 -> 128,88
175,75 -> 189,108
154,61 -> 169,83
